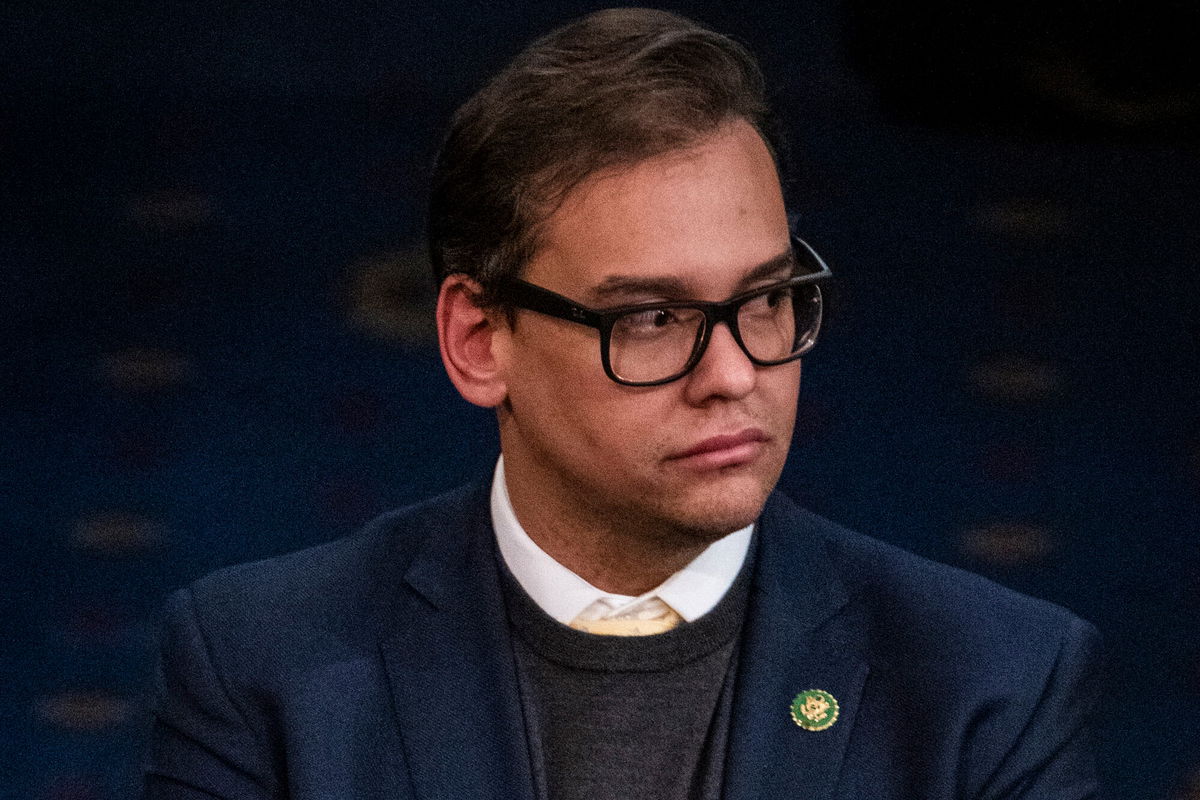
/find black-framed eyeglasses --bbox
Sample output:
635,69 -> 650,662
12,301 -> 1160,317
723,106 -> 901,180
495,234 -> 832,386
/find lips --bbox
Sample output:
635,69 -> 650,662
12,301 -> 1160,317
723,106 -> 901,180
669,428 -> 770,469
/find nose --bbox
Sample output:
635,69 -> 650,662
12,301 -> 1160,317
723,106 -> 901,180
682,321 -> 757,404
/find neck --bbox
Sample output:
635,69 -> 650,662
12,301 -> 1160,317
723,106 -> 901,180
501,463 -> 710,597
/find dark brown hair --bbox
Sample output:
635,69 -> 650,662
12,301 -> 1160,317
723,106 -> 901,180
428,7 -> 783,305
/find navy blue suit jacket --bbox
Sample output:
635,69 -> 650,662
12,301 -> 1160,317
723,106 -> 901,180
145,483 -> 1102,799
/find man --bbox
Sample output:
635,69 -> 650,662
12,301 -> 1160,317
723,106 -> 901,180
145,8 -> 1102,799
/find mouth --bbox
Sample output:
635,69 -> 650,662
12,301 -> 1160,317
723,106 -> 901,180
668,428 -> 770,470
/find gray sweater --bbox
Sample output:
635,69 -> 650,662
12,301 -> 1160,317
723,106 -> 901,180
500,544 -> 754,800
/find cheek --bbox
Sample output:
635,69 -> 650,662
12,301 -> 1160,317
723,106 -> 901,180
506,341 -> 632,438
521,376 -> 668,463
768,363 -> 803,409
554,388 -> 658,452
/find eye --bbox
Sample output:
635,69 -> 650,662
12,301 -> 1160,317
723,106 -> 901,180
611,306 -> 703,344
741,285 -> 792,317
616,308 -> 677,333
645,309 -> 676,328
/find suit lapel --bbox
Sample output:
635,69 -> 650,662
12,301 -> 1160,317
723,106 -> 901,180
376,484 -> 535,800
724,494 -> 871,800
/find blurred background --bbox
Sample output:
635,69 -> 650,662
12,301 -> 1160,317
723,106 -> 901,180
4,1 -> 1198,797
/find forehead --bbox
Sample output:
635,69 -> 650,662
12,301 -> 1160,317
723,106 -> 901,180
524,120 -> 791,302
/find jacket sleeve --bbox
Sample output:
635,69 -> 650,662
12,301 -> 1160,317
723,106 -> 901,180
143,587 -> 278,799
980,614 -> 1105,800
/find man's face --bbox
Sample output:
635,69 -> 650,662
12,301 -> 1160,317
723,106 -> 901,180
494,119 -> 800,543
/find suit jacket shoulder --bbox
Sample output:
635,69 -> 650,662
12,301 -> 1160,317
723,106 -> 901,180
145,482 -> 499,800
805,502 -> 1098,666
182,482 -> 483,657
743,494 -> 1103,800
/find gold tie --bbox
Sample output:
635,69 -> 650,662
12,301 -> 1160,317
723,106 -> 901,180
569,598 -> 683,636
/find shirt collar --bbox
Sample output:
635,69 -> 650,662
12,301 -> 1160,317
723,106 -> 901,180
490,456 -> 753,624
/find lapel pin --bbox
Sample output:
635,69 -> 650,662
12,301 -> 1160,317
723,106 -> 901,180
790,689 -> 839,731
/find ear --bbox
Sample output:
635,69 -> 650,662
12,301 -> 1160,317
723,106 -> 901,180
436,274 -> 510,408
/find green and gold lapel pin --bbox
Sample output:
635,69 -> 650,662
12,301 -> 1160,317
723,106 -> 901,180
790,689 -> 839,731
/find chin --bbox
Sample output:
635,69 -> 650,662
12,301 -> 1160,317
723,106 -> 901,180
661,477 -> 773,540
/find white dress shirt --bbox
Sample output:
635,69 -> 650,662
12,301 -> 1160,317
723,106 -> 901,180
490,456 -> 753,625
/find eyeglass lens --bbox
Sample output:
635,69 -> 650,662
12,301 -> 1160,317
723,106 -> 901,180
607,283 -> 821,383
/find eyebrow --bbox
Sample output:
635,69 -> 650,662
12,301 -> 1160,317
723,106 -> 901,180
588,247 -> 798,305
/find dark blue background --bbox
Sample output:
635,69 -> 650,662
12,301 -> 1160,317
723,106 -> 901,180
5,2 -> 1198,797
